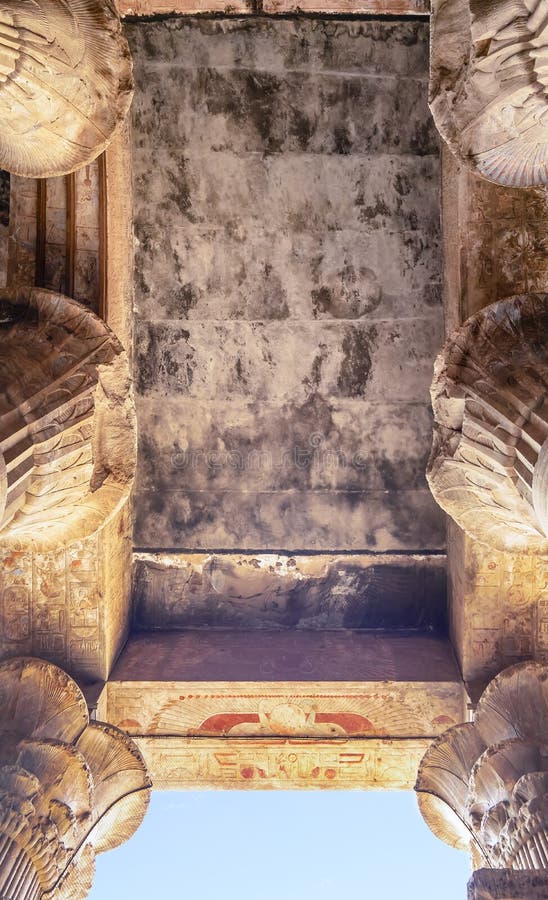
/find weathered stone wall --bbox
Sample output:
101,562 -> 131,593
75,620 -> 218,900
129,17 -> 444,552
133,552 -> 446,630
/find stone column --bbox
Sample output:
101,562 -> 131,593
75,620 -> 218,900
468,868 -> 548,899
427,294 -> 548,554
0,657 -> 151,900
0,286 -> 123,535
415,662 -> 548,874
430,0 -> 548,187
0,285 -> 136,681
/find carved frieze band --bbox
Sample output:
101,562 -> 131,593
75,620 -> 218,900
416,662 -> 548,870
137,735 -> 430,790
0,1 -> 133,178
0,658 -> 150,900
427,294 -> 548,553
430,0 -> 548,186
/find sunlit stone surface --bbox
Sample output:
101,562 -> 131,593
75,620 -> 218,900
0,657 -> 150,900
1,7 -> 548,897
416,662 -> 548,869
428,294 -> 548,553
0,0 -> 133,177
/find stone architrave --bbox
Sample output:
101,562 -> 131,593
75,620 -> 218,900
427,294 -> 548,554
430,0 -> 548,186
0,657 -> 150,900
0,1 -> 133,178
415,662 -> 548,870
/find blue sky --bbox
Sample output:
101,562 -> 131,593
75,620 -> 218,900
89,790 -> 470,899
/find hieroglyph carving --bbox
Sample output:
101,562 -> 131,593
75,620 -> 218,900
430,0 -> 548,186
416,662 -> 548,870
0,657 -> 150,900
428,294 -> 548,553
0,1 -> 133,178
137,735 -> 430,790
0,286 -> 122,536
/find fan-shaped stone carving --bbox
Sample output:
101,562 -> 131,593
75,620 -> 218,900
0,657 -> 150,900
430,0 -> 548,186
0,286 -> 131,539
427,294 -> 548,553
0,0 -> 133,178
416,662 -> 548,870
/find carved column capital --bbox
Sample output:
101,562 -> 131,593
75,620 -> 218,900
430,0 -> 548,187
0,0 -> 133,178
0,285 -> 134,544
415,662 -> 548,871
0,657 -> 151,900
427,294 -> 548,553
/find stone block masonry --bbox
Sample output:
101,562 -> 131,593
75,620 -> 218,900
129,17 -> 444,552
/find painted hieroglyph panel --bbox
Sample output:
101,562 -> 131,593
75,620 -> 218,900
136,736 -> 430,790
107,679 -> 465,740
0,497 -> 132,683
448,521 -> 548,692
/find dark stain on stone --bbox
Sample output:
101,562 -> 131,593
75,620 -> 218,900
357,195 -> 391,223
262,264 -> 290,319
341,564 -> 447,631
135,324 -> 194,394
378,456 -> 427,492
165,158 -> 194,220
312,277 -> 383,320
245,70 -> 283,152
311,286 -> 332,317
202,68 -> 245,124
148,492 -> 166,515
171,505 -> 215,536
424,283 -> 442,307
284,32 -> 311,69
333,125 -> 352,155
174,282 -> 198,316
303,342 -> 329,394
290,109 -> 315,150
161,350 -> 179,377
337,326 -> 377,397
135,265 -> 150,300
403,233 -> 428,267
139,433 -> 157,476
410,120 -> 439,156
394,173 -> 411,196
235,356 -> 247,385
